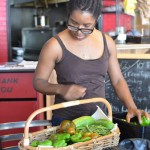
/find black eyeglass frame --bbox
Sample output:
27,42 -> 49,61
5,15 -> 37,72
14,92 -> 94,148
67,24 -> 95,35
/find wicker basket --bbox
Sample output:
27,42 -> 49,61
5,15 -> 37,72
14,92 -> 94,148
18,98 -> 120,150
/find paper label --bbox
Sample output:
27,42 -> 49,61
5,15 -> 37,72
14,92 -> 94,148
91,106 -> 110,120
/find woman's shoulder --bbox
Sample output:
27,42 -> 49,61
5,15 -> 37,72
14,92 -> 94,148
43,30 -> 66,50
103,33 -> 117,55
94,29 -> 114,44
101,32 -> 114,43
40,30 -> 68,62
94,29 -> 117,55
98,31 -> 115,46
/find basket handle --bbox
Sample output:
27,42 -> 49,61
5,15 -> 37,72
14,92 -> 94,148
23,98 -> 112,146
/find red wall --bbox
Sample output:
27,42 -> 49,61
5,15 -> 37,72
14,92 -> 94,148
0,0 -> 8,63
102,0 -> 132,32
103,13 -> 132,32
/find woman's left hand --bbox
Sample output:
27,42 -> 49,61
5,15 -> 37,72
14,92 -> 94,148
126,108 -> 150,124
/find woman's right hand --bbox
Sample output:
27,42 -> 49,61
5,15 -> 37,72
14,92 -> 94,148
59,84 -> 87,101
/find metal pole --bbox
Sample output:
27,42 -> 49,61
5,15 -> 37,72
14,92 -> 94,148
116,0 -> 119,30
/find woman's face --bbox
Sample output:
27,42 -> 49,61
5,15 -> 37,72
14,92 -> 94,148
67,10 -> 96,40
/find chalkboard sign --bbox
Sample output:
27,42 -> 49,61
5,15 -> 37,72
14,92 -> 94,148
105,59 -> 150,113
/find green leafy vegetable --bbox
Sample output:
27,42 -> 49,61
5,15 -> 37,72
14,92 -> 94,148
94,119 -> 114,130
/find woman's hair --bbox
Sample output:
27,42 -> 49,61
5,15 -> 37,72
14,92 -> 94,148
67,0 -> 102,20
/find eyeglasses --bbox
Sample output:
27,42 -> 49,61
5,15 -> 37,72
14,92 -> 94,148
67,24 -> 94,35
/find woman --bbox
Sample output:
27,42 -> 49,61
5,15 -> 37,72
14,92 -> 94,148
33,0 -> 149,126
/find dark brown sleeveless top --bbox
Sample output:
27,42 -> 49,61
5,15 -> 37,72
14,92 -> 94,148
53,33 -> 110,120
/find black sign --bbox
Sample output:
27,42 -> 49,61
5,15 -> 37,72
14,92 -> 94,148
106,59 -> 150,113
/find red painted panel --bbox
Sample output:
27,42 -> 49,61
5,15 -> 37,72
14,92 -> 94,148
0,100 -> 43,148
0,1 -> 6,7
0,101 -> 40,123
103,1 -> 116,7
103,14 -> 116,32
0,0 -> 8,63
103,0 -> 123,7
102,13 -> 132,32
0,73 -> 36,98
